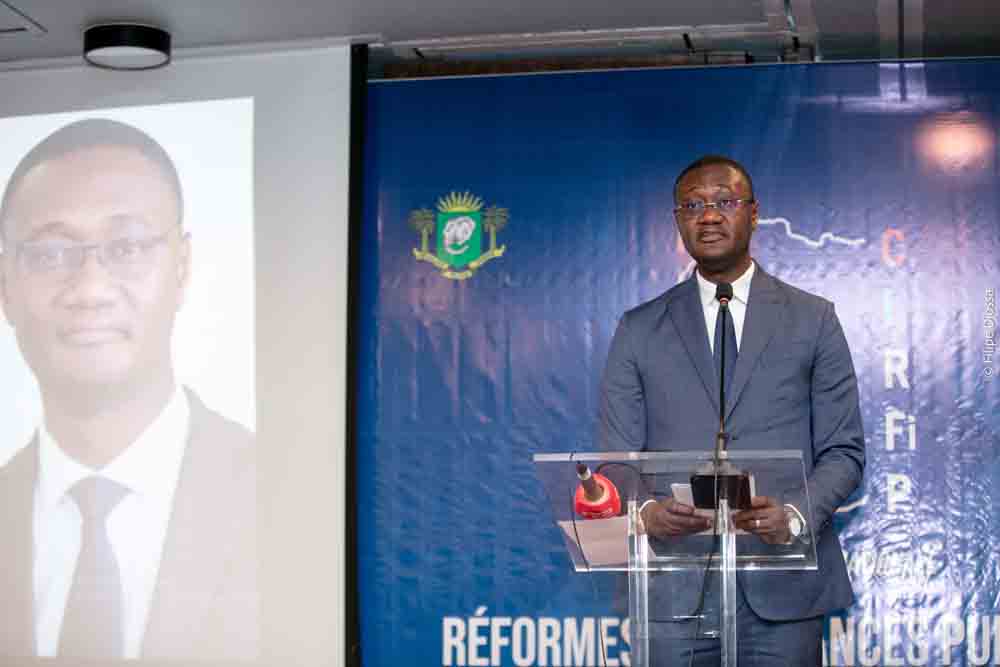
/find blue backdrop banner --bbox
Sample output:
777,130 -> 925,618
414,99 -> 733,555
358,60 -> 1000,666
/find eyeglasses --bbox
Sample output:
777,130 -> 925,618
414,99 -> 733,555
674,198 -> 755,219
12,234 -> 171,282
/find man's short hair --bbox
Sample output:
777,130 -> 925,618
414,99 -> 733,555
0,118 -> 184,239
673,155 -> 754,201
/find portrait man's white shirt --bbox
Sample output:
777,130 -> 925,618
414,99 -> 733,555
33,387 -> 190,658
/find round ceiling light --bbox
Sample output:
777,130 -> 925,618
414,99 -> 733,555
83,24 -> 171,70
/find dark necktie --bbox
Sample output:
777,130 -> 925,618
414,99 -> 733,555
713,304 -> 738,393
59,476 -> 129,659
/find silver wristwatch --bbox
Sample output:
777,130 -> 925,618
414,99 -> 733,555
783,504 -> 805,541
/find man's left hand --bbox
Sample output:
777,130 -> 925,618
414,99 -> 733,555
733,496 -> 790,545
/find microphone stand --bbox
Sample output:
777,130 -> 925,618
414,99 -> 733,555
713,298 -> 730,469
713,297 -> 738,667
688,286 -> 748,667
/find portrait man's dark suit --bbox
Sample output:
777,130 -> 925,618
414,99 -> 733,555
599,265 -> 865,620
0,390 -> 258,661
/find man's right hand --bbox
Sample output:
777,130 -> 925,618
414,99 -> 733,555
640,498 -> 712,538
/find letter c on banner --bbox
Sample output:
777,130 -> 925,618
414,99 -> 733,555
882,228 -> 905,268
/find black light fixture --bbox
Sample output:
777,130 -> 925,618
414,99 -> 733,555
83,23 -> 171,70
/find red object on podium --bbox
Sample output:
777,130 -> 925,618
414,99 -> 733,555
573,468 -> 621,519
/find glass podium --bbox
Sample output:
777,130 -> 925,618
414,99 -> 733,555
533,450 -> 818,667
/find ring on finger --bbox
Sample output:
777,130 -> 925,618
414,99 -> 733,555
754,518 -> 761,529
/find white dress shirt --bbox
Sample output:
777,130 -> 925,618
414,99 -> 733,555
695,260 -> 755,354
32,387 -> 191,658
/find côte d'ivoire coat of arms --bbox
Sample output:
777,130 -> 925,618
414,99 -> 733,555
408,191 -> 508,280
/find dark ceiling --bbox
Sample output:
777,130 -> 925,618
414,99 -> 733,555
0,0 -> 998,75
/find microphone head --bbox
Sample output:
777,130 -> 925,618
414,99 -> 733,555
715,282 -> 734,305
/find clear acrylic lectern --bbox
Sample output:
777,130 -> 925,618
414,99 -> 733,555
533,450 -> 818,667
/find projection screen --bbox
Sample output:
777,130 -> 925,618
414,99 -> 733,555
0,43 -> 351,666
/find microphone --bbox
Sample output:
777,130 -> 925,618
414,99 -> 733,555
573,463 -> 621,519
715,281 -> 734,307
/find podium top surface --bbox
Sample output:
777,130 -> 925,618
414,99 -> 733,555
533,449 -> 805,463
534,449 -> 819,572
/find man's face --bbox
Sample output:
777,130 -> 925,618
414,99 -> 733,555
673,163 -> 757,273
0,146 -> 189,400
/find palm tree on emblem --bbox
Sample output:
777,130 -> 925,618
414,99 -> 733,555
482,205 -> 509,252
408,208 -> 435,254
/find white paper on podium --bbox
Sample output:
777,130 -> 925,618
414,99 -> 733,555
557,515 -> 643,567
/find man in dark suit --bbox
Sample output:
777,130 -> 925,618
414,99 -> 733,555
599,155 -> 865,665
0,119 -> 257,661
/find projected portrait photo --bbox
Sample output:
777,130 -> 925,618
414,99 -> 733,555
0,100 -> 256,661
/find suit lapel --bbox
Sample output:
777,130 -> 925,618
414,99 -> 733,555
725,267 -> 786,421
0,441 -> 39,656
141,394 -> 245,659
668,277 -> 720,415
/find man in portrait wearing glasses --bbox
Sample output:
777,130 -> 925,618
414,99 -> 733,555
598,155 -> 864,665
0,119 -> 257,660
